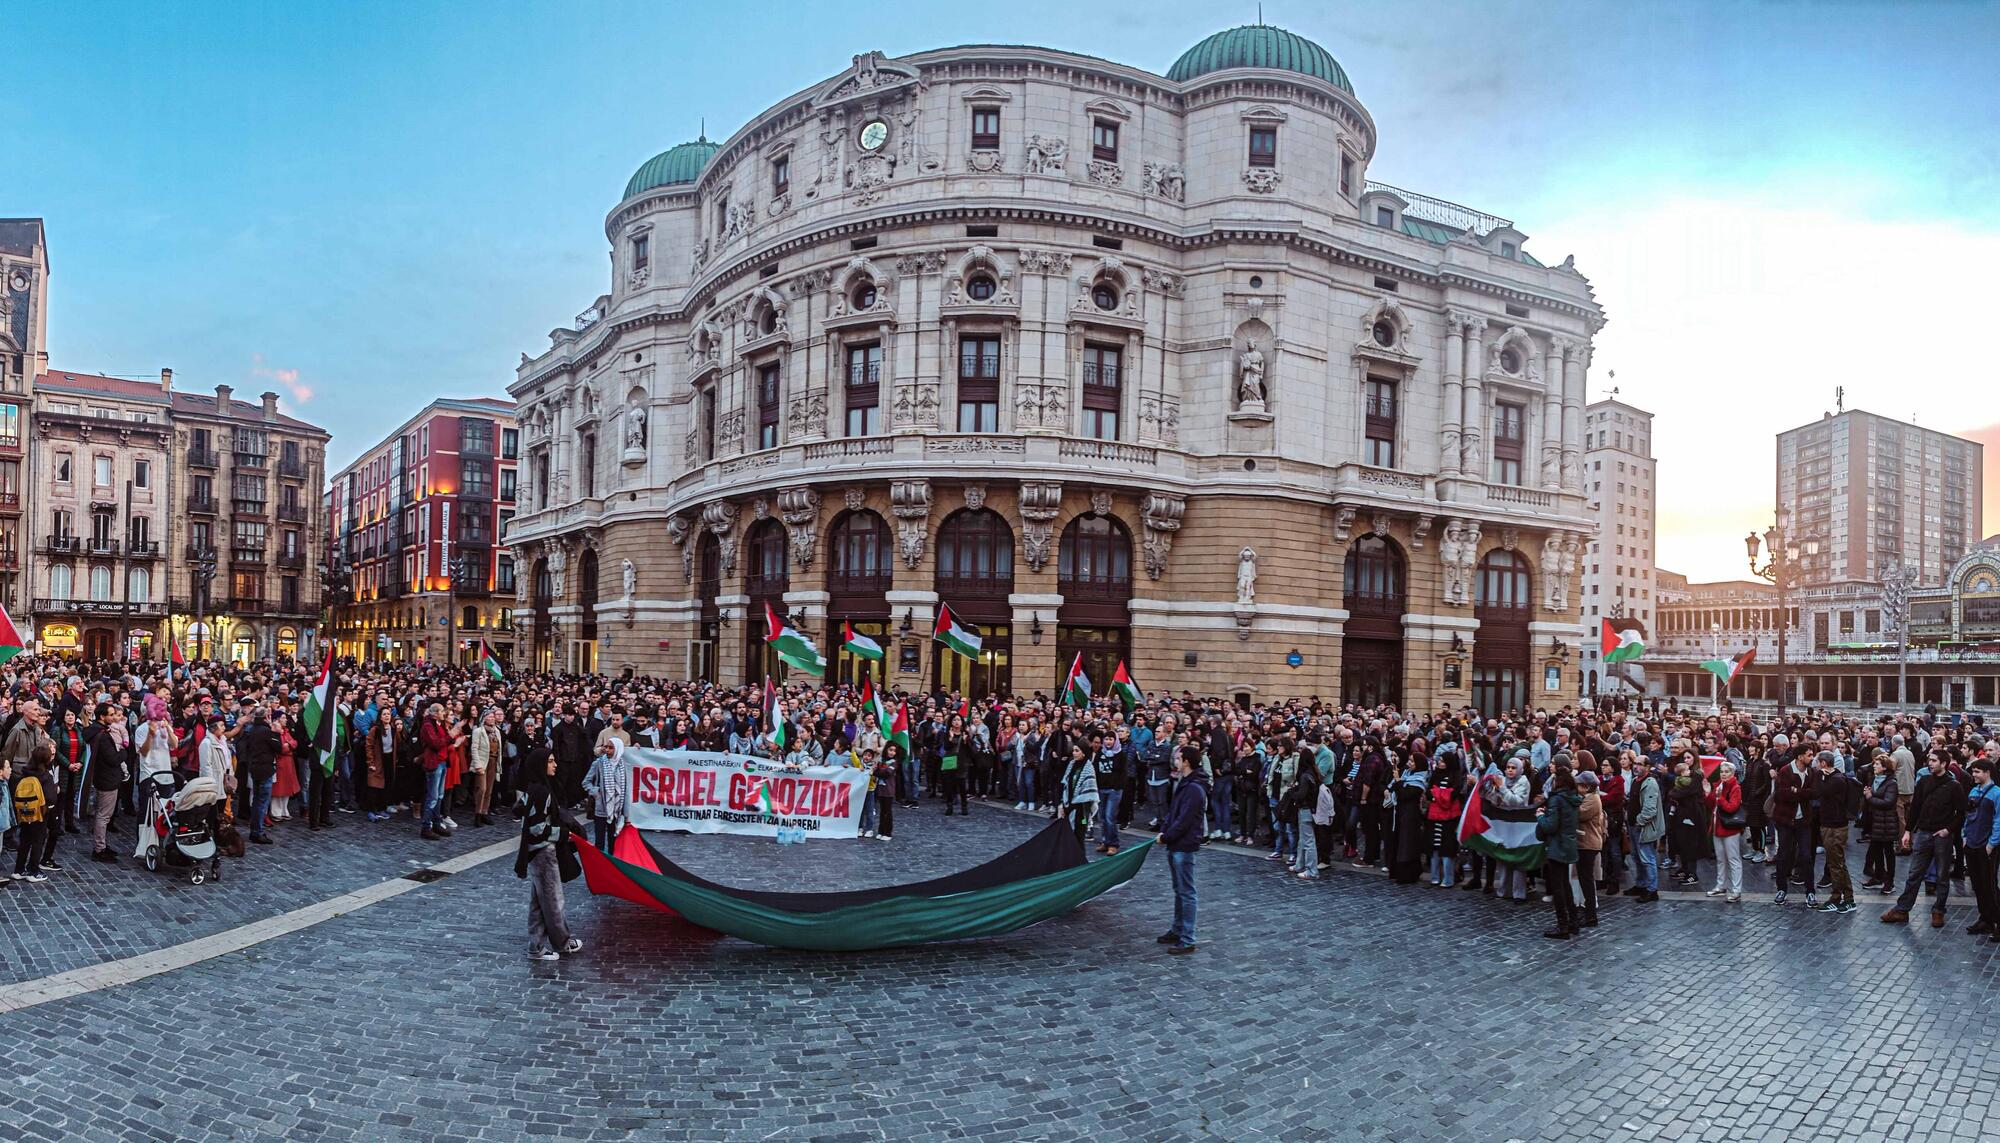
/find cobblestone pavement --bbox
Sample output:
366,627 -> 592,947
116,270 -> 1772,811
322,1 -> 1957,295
3,799 -> 1998,1142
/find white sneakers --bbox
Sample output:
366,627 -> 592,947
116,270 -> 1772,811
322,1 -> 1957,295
563,937 -> 583,954
529,950 -> 560,961
1014,802 -> 1026,811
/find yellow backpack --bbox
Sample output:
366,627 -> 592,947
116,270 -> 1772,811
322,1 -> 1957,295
13,776 -> 44,825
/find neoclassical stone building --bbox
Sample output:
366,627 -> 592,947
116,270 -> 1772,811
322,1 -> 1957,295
505,26 -> 1603,714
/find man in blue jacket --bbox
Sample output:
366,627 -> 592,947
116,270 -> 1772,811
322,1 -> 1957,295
1961,757 -> 2000,940
1158,745 -> 1208,955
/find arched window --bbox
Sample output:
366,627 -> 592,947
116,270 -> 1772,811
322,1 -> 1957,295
462,605 -> 479,629
697,533 -> 721,602
89,565 -> 112,602
828,510 -> 891,594
49,563 -> 72,601
745,519 -> 789,599
936,509 -> 1013,597
1343,534 -> 1406,616
127,566 -> 151,603
532,559 -> 552,608
1476,550 -> 1532,614
1058,515 -> 1132,602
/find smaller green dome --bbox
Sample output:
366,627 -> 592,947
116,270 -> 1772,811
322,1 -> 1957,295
1167,25 -> 1353,95
623,137 -> 719,200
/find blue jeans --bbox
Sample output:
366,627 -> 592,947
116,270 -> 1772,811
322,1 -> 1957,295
1012,760 -> 1032,802
1898,830 -> 1953,912
422,765 -> 447,831
860,790 -> 878,832
1167,849 -> 1197,945
1208,778 -> 1232,835
1098,790 -> 1123,849
249,777 -> 274,840
1635,839 -> 1659,892
900,757 -> 921,802
1273,817 -> 1296,859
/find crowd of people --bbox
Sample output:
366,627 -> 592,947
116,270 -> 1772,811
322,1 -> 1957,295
1,652 -> 1994,957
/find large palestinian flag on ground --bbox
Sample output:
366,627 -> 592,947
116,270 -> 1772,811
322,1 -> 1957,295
933,604 -> 982,660
302,645 -> 342,775
1457,777 -> 1544,870
1601,618 -> 1647,663
1700,648 -> 1756,687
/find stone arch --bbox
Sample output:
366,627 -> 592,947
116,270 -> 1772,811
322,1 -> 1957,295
740,284 -> 789,339
1076,255 -> 1138,316
1488,325 -> 1539,380
833,255 -> 894,313
1360,297 -> 1412,352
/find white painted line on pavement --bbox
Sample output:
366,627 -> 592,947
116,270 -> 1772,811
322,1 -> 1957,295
0,837 -> 516,1016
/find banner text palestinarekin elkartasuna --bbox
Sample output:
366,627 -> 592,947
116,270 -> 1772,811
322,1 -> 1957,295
620,749 -> 868,838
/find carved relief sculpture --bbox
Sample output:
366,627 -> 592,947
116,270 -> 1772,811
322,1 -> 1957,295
1085,160 -> 1123,187
1542,534 -> 1565,611
1438,520 -> 1467,606
1023,134 -> 1067,175
1236,548 -> 1257,606
1332,505 -> 1357,544
1018,482 -> 1063,572
1141,161 -> 1185,202
889,479 -> 931,568
1237,344 -> 1267,409
701,500 -> 740,576
667,514 -> 694,583
1140,492 -> 1184,580
778,487 -> 822,568
1241,168 -> 1282,194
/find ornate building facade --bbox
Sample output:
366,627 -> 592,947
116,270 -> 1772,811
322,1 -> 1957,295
504,28 -> 1603,713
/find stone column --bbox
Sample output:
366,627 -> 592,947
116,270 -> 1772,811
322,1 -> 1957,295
1561,341 -> 1585,493
1440,316 -> 1464,476
1540,340 -> 1563,492
1459,317 -> 1485,479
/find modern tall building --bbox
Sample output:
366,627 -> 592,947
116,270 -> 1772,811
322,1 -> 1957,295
1777,409 -> 1983,588
29,369 -> 173,659
326,397 -> 519,665
1577,397 -> 1657,696
0,219 -> 49,610
503,27 -> 1606,714
166,384 -> 330,664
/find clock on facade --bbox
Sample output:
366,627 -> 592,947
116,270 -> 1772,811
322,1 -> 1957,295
857,120 -> 888,151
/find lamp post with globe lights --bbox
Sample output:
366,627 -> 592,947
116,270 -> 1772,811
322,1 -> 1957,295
1880,559 -> 1916,713
1746,522 -> 1820,716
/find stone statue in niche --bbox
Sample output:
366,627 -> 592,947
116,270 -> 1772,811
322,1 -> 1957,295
622,402 -> 647,466
1237,344 -> 1267,410
1236,547 -> 1257,606
621,558 -> 636,601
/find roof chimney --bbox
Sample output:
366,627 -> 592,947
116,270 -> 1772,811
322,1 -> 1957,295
215,383 -> 233,411
160,367 -> 172,392
261,391 -> 279,421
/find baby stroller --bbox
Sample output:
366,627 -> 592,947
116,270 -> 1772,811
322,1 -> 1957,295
136,772 -> 222,885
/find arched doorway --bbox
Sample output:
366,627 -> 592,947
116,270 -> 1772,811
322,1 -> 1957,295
1342,532 -> 1406,709
231,625 -> 259,667
933,507 -> 1013,697
1473,549 -> 1533,718
574,549 -> 600,674
531,558 -> 554,672
743,518 -> 790,683
826,509 -> 892,687
694,533 -> 721,683
276,626 -> 298,660
1056,513 -> 1132,695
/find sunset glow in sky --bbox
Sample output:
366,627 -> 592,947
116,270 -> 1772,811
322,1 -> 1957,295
4,1 -> 1995,582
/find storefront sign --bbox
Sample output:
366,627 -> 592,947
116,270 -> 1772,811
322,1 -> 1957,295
622,749 -> 868,839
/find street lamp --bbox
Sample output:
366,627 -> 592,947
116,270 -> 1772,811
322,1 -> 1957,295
445,552 -> 475,667
1709,621 -> 1722,713
191,547 -> 218,661
1746,523 -> 1820,716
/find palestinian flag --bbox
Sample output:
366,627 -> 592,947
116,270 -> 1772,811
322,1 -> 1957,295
1601,618 -> 1647,664
169,637 -> 187,679
1062,652 -> 1091,708
764,602 -> 826,676
0,603 -> 24,665
888,701 -> 912,759
302,644 -> 342,775
763,677 -> 788,751
958,697 -> 971,721
478,637 -> 505,682
1457,777 -> 1544,870
933,604 -> 982,660
1700,648 -> 1756,687
841,620 -> 884,662
1111,661 -> 1142,711
860,677 -> 890,739
1698,755 -> 1726,779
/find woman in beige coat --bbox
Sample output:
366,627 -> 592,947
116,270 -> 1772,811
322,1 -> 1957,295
469,707 -> 505,827
1575,767 -> 1605,928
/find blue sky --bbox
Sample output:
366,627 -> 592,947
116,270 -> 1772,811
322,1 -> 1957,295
7,0 -> 1998,579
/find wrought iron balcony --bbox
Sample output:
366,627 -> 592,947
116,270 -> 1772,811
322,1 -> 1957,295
127,540 -> 162,559
276,502 -> 307,522
277,458 -> 308,480
83,537 -> 120,557
44,534 -> 78,555
188,448 -> 220,468
187,494 -> 218,514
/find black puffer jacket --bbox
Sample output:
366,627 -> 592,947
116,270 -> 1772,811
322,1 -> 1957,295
1866,774 -> 1901,838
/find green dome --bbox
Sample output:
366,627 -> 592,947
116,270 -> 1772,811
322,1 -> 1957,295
1167,25 -> 1353,95
623,138 -> 719,200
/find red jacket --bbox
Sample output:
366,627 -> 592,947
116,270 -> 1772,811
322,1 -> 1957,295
1427,783 -> 1463,822
420,717 -> 453,771
1706,778 -> 1743,838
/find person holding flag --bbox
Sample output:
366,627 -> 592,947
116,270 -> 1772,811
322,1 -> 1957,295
1062,653 -> 1092,709
302,645 -> 343,829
